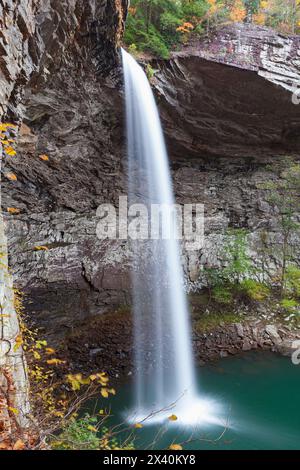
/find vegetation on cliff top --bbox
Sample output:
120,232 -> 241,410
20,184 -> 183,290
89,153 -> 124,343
124,1 -> 300,58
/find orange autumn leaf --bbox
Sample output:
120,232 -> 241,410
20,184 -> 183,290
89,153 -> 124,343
13,439 -> 26,450
169,444 -> 183,450
5,172 -> 17,181
229,0 -> 246,22
0,441 -> 11,450
7,207 -> 20,214
46,358 -> 66,365
39,154 -> 49,161
183,22 -> 194,29
128,6 -> 137,15
13,334 -> 23,351
45,347 -> 56,355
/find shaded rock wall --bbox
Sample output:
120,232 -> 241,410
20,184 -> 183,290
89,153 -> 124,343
0,0 -> 127,120
1,0 -> 128,338
153,24 -> 300,160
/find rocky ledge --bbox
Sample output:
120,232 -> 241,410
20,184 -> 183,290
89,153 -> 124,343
61,310 -> 300,381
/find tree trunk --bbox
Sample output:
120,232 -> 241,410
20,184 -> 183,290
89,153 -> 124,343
0,147 -> 31,447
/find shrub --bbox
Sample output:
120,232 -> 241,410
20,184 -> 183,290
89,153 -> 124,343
51,415 -> 101,450
50,414 -> 136,450
146,63 -> 155,80
238,279 -> 270,302
128,43 -> 138,57
281,298 -> 299,314
284,265 -> 300,299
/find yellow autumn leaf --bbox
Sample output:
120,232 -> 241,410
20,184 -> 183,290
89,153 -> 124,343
35,340 -> 47,348
168,414 -> 178,421
14,334 -> 23,348
33,351 -> 41,360
66,374 -> 81,391
4,146 -> 17,156
99,376 -> 109,385
34,245 -> 49,251
169,444 -> 183,450
5,172 -> 17,181
7,207 -> 20,214
100,388 -> 109,398
39,154 -> 49,161
0,123 -> 16,131
89,374 -> 98,381
87,425 -> 98,432
8,407 -> 19,415
134,423 -> 143,429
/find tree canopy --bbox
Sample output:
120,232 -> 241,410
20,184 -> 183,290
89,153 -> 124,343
124,1 -> 300,58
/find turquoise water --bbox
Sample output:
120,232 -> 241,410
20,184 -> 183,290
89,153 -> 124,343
91,352 -> 300,450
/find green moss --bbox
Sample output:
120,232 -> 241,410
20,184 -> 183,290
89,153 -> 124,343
212,285 -> 234,305
115,305 -> 131,316
194,311 -> 240,333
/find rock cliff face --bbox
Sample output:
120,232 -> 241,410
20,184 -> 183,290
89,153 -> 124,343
2,18 -> 300,339
153,24 -> 300,160
1,0 -> 128,338
0,0 -> 127,120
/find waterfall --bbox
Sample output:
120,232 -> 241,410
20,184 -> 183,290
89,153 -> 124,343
122,49 -> 201,423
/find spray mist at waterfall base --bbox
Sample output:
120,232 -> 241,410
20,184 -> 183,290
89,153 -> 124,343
126,395 -> 226,428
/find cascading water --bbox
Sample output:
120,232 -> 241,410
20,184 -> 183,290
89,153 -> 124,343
122,49 -> 220,425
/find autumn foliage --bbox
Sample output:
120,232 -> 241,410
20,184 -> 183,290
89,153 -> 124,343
124,1 -> 300,58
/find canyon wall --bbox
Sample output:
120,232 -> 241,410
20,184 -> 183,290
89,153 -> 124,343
0,0 -> 127,435
1,14 -> 300,339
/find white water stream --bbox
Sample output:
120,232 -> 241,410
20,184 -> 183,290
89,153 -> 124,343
122,49 -> 220,426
